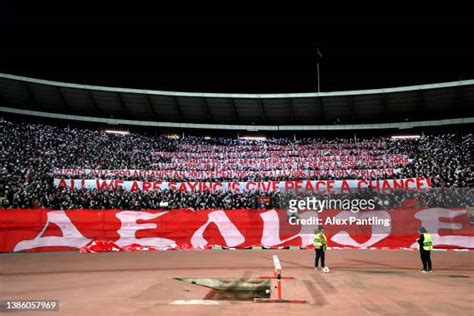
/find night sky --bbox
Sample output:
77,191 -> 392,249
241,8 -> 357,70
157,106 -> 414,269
1,9 -> 474,93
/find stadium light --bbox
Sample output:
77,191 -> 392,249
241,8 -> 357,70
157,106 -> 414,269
204,136 -> 211,140
241,136 -> 267,141
391,135 -> 421,140
105,130 -> 130,135
166,134 -> 180,139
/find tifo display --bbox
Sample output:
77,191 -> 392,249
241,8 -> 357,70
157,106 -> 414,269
2,120 -> 471,210
1,208 -> 472,253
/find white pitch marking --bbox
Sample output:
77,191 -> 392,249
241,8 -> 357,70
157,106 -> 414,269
170,300 -> 220,305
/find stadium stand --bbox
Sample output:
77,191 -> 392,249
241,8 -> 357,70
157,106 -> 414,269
1,74 -> 472,211
2,119 -> 472,210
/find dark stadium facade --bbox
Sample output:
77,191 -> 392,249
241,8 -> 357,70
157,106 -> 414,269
0,73 -> 473,129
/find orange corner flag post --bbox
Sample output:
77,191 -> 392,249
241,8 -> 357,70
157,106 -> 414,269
277,278 -> 282,300
255,255 -> 306,304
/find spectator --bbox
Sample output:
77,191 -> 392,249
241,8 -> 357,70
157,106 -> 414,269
2,120 -> 472,210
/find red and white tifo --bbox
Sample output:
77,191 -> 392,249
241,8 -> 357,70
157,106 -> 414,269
0,208 -> 473,252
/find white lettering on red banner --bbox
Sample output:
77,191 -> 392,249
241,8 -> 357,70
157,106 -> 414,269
52,167 -> 402,180
1,208 -> 472,253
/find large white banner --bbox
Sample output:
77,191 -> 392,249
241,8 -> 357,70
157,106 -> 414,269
54,177 -> 432,193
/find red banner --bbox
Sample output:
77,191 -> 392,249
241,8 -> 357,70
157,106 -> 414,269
1,208 -> 473,253
52,167 -> 400,180
150,156 -> 410,169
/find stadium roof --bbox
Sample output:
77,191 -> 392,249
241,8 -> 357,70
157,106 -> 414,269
0,73 -> 473,126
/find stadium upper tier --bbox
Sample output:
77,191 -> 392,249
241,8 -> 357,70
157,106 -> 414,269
2,120 -> 472,210
0,73 -> 473,127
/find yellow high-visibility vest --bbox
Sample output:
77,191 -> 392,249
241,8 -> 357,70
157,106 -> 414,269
314,232 -> 327,249
423,233 -> 433,251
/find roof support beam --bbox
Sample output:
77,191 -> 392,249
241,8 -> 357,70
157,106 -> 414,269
316,97 -> 326,123
230,98 -> 240,124
144,94 -> 158,120
87,90 -> 104,117
417,90 -> 425,120
348,96 -> 356,123
57,87 -> 71,113
117,93 -> 131,118
258,99 -> 267,124
23,82 -> 40,110
2,105 -> 473,130
174,96 -> 185,122
287,98 -> 295,124
2,73 -> 474,99
456,86 -> 464,116
383,93 -> 389,121
201,97 -> 212,123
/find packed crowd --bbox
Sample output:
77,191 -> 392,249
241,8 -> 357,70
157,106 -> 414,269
2,120 -> 472,210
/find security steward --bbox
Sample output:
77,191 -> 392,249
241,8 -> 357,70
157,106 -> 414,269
417,226 -> 433,273
313,225 -> 327,270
